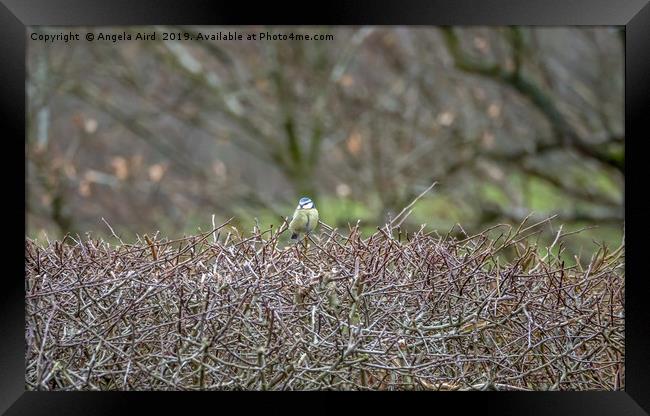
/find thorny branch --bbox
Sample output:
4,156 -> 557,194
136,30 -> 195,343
25,217 -> 624,390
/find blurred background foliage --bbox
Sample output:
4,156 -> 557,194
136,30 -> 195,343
26,26 -> 624,260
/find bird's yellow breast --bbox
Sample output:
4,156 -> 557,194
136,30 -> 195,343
289,208 -> 319,233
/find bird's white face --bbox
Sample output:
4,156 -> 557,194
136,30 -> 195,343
298,197 -> 314,210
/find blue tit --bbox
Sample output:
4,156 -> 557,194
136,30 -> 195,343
288,197 -> 319,240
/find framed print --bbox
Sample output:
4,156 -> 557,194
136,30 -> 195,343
2,0 -> 649,414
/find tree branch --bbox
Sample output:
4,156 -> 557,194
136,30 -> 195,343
440,27 -> 624,174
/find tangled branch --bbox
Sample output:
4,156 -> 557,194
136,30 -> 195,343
25,218 -> 624,390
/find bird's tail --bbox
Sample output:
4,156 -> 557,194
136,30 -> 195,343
291,233 -> 299,240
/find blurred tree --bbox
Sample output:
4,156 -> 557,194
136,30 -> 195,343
26,26 -> 623,253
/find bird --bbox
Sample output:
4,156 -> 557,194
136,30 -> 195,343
288,197 -> 319,241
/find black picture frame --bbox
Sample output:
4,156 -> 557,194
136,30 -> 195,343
3,0 -> 649,414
